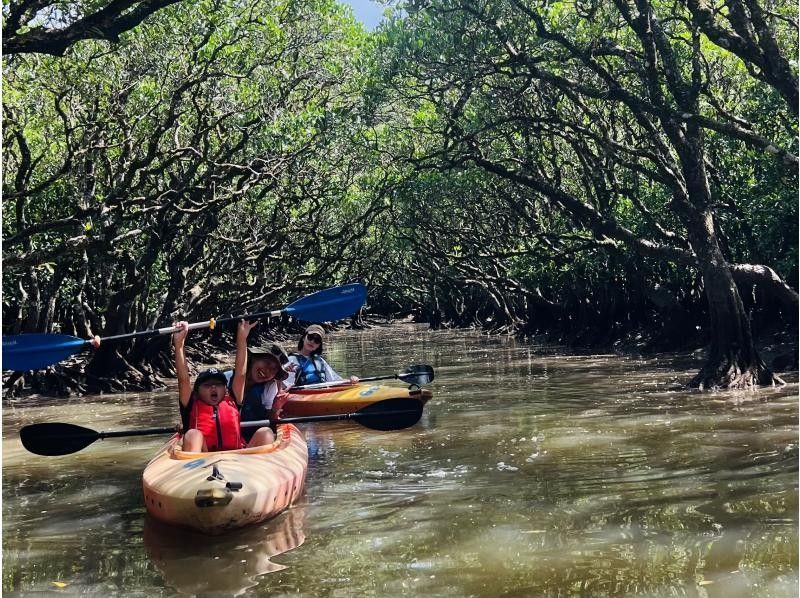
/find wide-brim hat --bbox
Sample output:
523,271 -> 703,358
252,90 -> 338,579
304,324 -> 326,338
194,368 -> 228,391
247,344 -> 289,381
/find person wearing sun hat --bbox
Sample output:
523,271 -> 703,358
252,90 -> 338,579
284,324 -> 359,388
225,339 -> 292,442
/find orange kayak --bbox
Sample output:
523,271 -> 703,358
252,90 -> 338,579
142,424 -> 308,535
282,383 -> 432,417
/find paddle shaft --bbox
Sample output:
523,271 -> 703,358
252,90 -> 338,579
97,309 -> 285,344
74,410 -> 416,437
292,373 -> 406,391
21,310 -> 287,351
291,365 -> 434,390
99,427 -> 177,438
90,409 -> 416,435
97,283 -> 365,344
242,408 -> 420,428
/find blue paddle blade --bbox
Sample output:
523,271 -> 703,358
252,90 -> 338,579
2,333 -> 87,372
283,283 -> 367,322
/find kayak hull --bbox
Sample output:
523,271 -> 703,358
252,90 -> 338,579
282,384 -> 432,417
142,424 -> 308,535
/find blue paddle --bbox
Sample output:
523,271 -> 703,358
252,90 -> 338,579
2,283 -> 367,372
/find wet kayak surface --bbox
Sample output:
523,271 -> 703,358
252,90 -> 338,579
3,324 -> 797,596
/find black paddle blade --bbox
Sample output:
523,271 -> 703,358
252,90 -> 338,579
351,398 -> 424,431
398,364 -> 435,385
20,422 -> 99,456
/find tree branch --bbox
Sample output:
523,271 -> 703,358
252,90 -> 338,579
3,0 -> 183,56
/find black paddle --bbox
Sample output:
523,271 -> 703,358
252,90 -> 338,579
291,364 -> 435,390
19,398 -> 424,456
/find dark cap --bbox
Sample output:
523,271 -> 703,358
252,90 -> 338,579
194,368 -> 228,390
247,344 -> 289,381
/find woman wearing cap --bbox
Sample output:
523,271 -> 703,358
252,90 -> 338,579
284,324 -> 359,388
233,342 -> 291,442
173,319 -> 274,452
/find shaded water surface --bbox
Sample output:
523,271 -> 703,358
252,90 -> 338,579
3,325 -> 798,596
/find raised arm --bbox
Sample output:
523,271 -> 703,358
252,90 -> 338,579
231,319 -> 257,405
173,321 -> 191,408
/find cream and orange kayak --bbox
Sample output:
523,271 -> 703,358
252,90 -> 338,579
282,383 -> 432,417
142,424 -> 308,535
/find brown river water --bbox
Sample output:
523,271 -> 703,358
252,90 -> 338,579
2,324 -> 798,596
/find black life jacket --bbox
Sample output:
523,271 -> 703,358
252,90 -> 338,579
223,369 -> 268,443
239,382 -> 268,442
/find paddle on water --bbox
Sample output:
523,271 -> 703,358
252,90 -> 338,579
19,397 -> 423,456
291,364 -> 435,391
2,283 -> 367,372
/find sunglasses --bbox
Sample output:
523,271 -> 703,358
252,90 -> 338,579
306,333 -> 322,344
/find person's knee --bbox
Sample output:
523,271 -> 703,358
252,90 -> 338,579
248,427 -> 275,447
183,429 -> 205,452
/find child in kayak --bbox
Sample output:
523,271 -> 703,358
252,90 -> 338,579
284,324 -> 359,388
173,319 -> 274,452
228,340 -> 291,442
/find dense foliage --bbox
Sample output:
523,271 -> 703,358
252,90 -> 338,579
367,0 -> 796,312
2,0 -> 797,392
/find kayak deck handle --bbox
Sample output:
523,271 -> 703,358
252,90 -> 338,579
195,487 -> 234,508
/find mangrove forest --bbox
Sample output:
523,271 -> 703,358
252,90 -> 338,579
2,0 -> 797,394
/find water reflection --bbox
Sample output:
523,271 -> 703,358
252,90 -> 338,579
143,507 -> 306,596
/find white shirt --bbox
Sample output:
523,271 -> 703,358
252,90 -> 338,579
224,371 -> 280,409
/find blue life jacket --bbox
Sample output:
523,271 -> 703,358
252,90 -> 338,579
293,353 -> 326,385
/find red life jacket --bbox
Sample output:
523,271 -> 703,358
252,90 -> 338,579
187,394 -> 243,451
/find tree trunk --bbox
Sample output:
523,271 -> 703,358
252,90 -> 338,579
675,144 -> 782,389
690,255 -> 780,389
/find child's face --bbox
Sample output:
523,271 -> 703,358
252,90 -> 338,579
251,358 -> 279,383
197,380 -> 226,404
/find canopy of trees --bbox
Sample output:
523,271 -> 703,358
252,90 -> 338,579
3,0 -> 797,393
367,0 -> 797,388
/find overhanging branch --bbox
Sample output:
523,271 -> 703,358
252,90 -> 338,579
3,0 -> 183,56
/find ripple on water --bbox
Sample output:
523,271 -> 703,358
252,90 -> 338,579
3,328 -> 797,597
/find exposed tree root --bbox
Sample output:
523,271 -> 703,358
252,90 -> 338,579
689,357 -> 784,390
